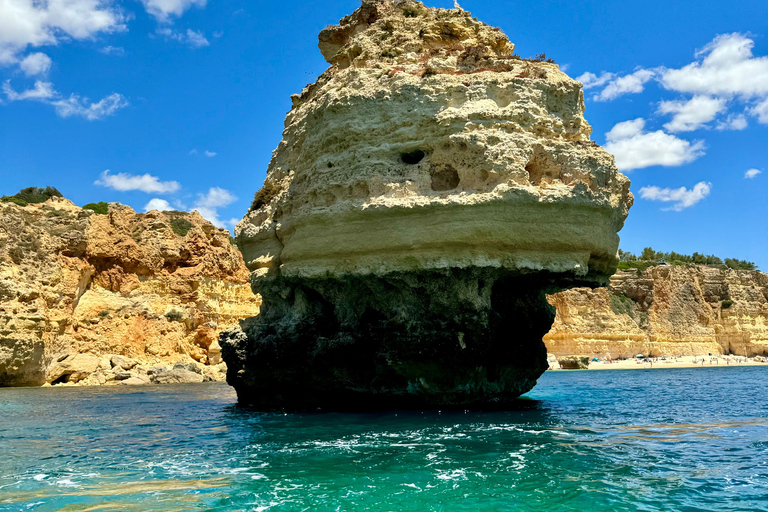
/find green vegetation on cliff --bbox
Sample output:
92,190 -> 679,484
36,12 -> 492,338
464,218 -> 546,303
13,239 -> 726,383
619,248 -> 757,271
1,187 -> 63,207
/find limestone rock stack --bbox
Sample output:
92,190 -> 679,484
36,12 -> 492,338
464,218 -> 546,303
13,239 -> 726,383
0,198 -> 261,387
545,265 -> 768,359
222,0 -> 632,409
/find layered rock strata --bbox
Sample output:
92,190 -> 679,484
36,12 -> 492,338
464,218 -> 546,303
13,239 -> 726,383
223,0 -> 631,409
0,198 -> 261,386
545,265 -> 768,358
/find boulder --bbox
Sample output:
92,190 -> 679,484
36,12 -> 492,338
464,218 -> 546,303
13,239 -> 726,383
557,355 -> 591,370
0,338 -> 46,387
47,353 -> 101,384
110,355 -> 138,370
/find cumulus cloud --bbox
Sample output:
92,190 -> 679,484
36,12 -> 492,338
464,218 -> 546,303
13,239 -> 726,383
96,170 -> 181,194
19,52 -> 52,76
192,187 -> 237,229
0,0 -> 125,65
752,98 -> 768,124
204,150 -> 216,157
661,33 -> 768,99
639,182 -> 712,211
604,118 -> 706,171
657,95 -> 727,132
745,169 -> 762,179
140,0 -> 207,22
155,27 -> 209,48
576,71 -> 615,89
716,114 -> 748,131
2,80 -> 55,100
594,69 -> 657,101
144,198 -> 174,211
3,80 -> 127,120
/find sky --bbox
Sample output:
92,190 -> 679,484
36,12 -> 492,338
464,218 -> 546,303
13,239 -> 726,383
1,0 -> 766,268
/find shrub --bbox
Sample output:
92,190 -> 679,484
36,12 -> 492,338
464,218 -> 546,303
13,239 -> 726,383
250,180 -> 280,211
609,293 -> 635,316
169,217 -> 194,237
165,309 -> 184,322
83,202 -> 109,215
721,299 -> 734,309
617,261 -> 659,272
2,186 -> 63,206
1,196 -> 28,206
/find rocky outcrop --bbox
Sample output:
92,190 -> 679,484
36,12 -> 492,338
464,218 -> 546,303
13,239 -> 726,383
222,0 -> 631,409
0,197 -> 261,386
545,265 -> 768,358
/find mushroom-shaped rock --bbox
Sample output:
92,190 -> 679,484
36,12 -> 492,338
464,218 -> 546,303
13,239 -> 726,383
221,0 -> 632,410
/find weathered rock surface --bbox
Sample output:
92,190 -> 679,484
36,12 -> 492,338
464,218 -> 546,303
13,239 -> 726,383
557,355 -> 590,370
0,197 -> 261,386
545,265 -> 768,358
223,0 -> 631,410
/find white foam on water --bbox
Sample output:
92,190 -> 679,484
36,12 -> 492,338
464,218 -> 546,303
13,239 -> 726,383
33,474 -> 47,481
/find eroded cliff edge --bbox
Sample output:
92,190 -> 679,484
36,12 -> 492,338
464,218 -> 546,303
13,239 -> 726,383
546,265 -> 768,359
0,198 -> 261,387
222,0 -> 632,409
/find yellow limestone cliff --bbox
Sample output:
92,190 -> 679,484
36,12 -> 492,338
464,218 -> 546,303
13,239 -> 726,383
0,198 -> 261,386
222,0 -> 632,410
545,265 -> 768,359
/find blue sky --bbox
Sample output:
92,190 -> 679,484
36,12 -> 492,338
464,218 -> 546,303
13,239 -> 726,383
1,0 -> 766,268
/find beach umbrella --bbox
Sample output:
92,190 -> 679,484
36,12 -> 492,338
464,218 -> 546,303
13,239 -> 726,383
636,354 -> 644,358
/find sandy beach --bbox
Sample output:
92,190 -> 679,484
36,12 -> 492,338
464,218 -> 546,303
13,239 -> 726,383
548,355 -> 768,371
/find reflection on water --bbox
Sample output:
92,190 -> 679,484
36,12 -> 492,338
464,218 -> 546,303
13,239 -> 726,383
1,368 -> 768,511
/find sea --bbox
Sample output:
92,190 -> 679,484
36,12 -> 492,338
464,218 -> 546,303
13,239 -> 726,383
1,367 -> 767,511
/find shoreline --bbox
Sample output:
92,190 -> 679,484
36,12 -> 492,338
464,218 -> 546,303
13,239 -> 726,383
548,355 -> 768,371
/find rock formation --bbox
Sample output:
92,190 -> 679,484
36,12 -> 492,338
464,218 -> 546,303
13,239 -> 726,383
545,265 -> 768,358
222,0 -> 631,409
0,197 -> 261,387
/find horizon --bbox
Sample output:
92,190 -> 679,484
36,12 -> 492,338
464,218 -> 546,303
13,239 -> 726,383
1,0 -> 766,268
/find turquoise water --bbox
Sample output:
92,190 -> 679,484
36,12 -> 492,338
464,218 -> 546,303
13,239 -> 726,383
1,368 -> 767,511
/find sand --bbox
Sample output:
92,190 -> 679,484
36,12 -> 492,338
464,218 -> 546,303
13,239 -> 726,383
548,355 -> 768,371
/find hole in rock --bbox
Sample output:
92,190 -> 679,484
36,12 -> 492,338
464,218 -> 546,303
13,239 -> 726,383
401,150 -> 426,165
525,150 -> 562,185
51,374 -> 71,385
430,164 -> 461,191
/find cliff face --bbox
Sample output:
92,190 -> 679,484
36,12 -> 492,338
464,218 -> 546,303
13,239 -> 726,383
0,198 -> 261,387
222,0 -> 631,409
545,265 -> 768,358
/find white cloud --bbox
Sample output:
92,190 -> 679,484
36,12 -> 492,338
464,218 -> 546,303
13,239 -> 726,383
96,170 -> 181,194
594,69 -> 657,101
639,182 -> 712,211
745,169 -> 762,179
144,198 -> 174,211
576,71 -> 615,89
657,95 -> 727,132
99,45 -> 124,55
716,114 -> 748,131
141,0 -> 207,23
2,79 -> 55,100
3,79 -> 127,120
661,33 -> 768,99
19,52 -> 51,76
204,150 -> 216,157
51,92 -> 128,120
155,27 -> 209,48
753,98 -> 768,124
192,187 -> 237,228
604,118 -> 706,171
0,0 -> 125,65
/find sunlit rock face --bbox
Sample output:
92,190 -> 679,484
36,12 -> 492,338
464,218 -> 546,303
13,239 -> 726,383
222,0 -> 632,410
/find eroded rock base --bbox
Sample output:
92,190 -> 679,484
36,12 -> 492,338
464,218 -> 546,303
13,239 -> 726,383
221,269 -> 558,410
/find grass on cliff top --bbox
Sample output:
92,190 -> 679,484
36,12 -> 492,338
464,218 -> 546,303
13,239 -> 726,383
169,217 -> 194,237
83,202 -> 109,215
1,186 -> 63,207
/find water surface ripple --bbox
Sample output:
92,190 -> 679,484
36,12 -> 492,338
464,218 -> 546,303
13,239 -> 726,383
1,367 -> 767,511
